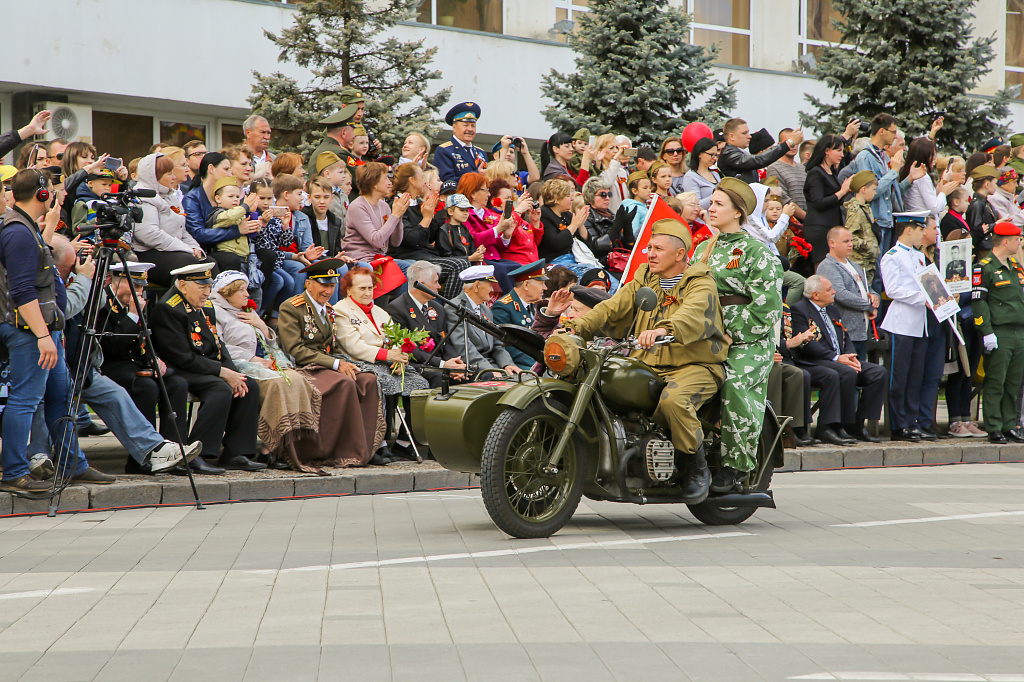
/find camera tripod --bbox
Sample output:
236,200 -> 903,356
48,235 -> 203,515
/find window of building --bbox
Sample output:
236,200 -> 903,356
687,0 -> 750,67
799,0 -> 844,59
551,0 -> 589,44
1007,0 -> 1024,98
93,111 -> 154,163
416,0 -> 503,34
221,123 -> 244,148
160,121 -> 206,148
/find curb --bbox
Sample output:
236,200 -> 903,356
3,442 -> 1019,516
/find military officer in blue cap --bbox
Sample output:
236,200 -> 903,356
492,259 -> 548,369
434,101 -> 489,194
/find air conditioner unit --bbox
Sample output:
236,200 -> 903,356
33,102 -> 93,143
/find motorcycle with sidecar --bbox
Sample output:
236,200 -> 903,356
409,284 -> 786,539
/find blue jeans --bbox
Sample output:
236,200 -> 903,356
79,370 -> 162,464
0,326 -> 88,480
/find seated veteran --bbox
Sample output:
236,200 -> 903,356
334,266 -> 428,461
492,259 -> 548,370
445,265 -> 520,377
149,263 -> 265,474
563,219 -> 729,506
386,260 -> 467,388
531,284 -> 612,339
99,261 -> 191,451
277,258 -> 390,467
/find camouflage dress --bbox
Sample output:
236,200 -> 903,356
692,231 -> 783,472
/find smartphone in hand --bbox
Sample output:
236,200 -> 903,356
502,199 -> 514,219
104,157 -> 122,172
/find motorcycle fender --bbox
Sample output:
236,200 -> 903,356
495,379 -> 576,411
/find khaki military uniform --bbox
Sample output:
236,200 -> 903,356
844,197 -> 880,285
692,231 -> 783,472
566,263 -> 729,454
305,136 -> 360,185
972,254 -> 1024,432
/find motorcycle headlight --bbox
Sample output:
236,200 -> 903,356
544,333 -> 581,377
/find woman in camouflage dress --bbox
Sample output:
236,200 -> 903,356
692,178 -> 783,492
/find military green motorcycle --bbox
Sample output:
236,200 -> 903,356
410,285 -> 786,539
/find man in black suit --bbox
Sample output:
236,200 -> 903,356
791,274 -> 886,445
386,260 -> 467,387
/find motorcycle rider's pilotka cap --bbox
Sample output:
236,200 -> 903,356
651,219 -> 693,252
510,259 -> 549,283
459,265 -> 497,283
716,176 -> 757,214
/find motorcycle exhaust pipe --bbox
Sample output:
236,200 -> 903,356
703,490 -> 776,509
618,445 -> 647,505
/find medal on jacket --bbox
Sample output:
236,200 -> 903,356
409,307 -> 417,319
191,322 -> 202,348
726,248 -> 743,269
427,308 -> 437,320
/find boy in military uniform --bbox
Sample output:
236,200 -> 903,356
565,219 -> 729,504
434,102 -> 489,194
972,222 -> 1024,443
150,263 -> 264,474
492,259 -> 548,369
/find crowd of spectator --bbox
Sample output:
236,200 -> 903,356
1,92 -> 1023,498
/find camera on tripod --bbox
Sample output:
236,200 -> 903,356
78,187 -> 155,243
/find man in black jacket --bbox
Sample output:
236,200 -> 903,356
790,275 -> 886,445
150,263 -> 264,473
386,261 -> 466,387
717,118 -> 803,183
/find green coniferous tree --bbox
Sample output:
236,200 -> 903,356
250,0 -> 450,157
541,0 -> 736,145
800,0 -> 1010,153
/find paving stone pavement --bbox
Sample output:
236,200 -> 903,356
1,463 -> 1023,680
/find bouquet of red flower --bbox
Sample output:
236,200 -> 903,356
381,321 -> 433,389
243,299 -> 258,312
791,235 -> 812,258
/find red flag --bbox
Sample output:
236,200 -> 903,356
367,255 -> 407,298
621,195 -> 694,284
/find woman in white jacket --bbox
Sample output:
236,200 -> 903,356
133,153 -> 209,287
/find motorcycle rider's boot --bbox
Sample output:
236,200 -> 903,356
710,466 -> 747,493
680,447 -> 710,505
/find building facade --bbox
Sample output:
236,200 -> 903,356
2,0 -> 1022,163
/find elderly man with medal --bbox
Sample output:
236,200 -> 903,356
150,263 -> 264,474
434,102 -> 489,194
277,258 -> 388,467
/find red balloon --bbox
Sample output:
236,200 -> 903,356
681,122 -> 714,152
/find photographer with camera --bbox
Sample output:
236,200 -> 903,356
0,170 -> 111,496
491,135 -> 541,189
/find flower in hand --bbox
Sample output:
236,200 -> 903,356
400,338 -> 416,354
420,337 -> 435,353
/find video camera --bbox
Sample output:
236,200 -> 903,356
77,187 -> 155,242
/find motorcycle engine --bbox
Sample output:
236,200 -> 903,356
642,436 -> 676,482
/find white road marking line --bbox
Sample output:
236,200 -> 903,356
0,587 -> 98,601
381,493 -> 477,501
833,510 -> 1024,527
246,531 -> 753,575
789,673 -> 1024,681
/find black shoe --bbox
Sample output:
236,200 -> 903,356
680,447 -> 710,504
184,456 -> 226,475
78,421 -> 110,437
891,428 -> 921,442
219,455 -> 267,471
259,453 -> 291,470
911,427 -> 937,441
1003,428 -> 1024,443
989,431 -> 1008,444
390,442 -> 422,462
368,452 -> 392,466
124,457 -> 152,475
815,426 -> 851,447
377,445 -> 397,463
834,427 -> 858,445
710,466 -> 747,493
844,425 -> 881,443
918,425 -> 951,440
792,427 -> 819,448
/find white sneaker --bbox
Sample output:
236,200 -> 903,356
148,441 -> 202,473
28,454 -> 55,480
947,422 -> 972,438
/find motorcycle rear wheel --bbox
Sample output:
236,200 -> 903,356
480,402 -> 584,539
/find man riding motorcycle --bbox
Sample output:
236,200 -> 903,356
563,219 -> 730,503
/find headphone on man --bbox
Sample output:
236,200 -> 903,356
32,169 -> 49,204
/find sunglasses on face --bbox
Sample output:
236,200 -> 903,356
596,191 -> 612,198
664,148 -> 684,154
52,153 -> 64,161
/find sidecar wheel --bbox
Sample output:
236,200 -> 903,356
480,402 -> 584,539
685,468 -> 773,525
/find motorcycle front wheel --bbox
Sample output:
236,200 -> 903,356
480,402 -> 584,539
